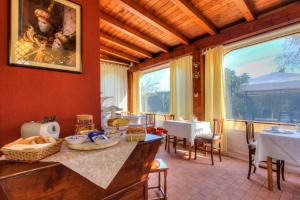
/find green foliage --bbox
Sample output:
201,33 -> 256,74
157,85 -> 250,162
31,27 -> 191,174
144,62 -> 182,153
224,68 -> 252,119
275,34 -> 300,72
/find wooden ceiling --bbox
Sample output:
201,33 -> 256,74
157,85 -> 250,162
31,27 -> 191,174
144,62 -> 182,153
99,0 -> 296,65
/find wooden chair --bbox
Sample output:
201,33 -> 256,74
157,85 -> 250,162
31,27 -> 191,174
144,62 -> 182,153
245,121 -> 285,190
148,158 -> 168,200
194,118 -> 223,165
146,113 -> 156,128
163,114 -> 175,150
163,115 -> 187,153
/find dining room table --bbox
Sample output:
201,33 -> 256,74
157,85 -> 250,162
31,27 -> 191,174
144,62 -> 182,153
156,120 -> 212,159
255,128 -> 300,191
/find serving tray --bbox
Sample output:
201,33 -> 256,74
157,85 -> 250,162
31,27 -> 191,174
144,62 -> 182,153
67,136 -> 120,151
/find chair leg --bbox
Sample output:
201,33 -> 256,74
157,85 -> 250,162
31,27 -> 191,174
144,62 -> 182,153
281,160 -> 285,181
247,152 -> 252,179
164,135 -> 167,150
253,166 -> 256,173
211,142 -> 214,166
194,142 -> 197,160
164,171 -> 167,200
276,160 -> 281,190
173,137 -> 176,148
158,172 -> 161,189
167,136 -> 170,153
174,136 -> 177,154
183,138 -> 187,148
218,142 -> 222,162
204,145 -> 207,157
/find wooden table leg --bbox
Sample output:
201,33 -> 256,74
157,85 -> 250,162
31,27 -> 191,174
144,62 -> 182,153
267,156 -> 273,191
188,143 -> 192,160
164,171 -> 167,200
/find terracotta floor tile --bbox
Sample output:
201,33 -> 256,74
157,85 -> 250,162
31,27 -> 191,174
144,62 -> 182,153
148,145 -> 300,200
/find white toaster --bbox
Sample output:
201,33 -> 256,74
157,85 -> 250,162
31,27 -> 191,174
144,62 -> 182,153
21,121 -> 60,139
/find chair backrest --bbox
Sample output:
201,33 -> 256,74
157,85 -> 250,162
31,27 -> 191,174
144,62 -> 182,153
164,114 -> 175,121
146,113 -> 156,127
245,121 -> 255,145
213,118 -> 224,137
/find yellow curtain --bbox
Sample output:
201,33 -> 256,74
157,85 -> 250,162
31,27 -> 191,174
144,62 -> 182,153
132,71 -> 143,114
170,56 -> 193,120
204,46 -> 227,152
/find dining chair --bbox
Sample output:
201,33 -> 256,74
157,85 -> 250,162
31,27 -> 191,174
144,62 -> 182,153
146,113 -> 156,128
194,118 -> 223,165
163,115 -> 187,153
245,121 -> 285,190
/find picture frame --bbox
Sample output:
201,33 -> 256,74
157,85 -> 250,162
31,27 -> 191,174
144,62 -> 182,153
8,0 -> 82,73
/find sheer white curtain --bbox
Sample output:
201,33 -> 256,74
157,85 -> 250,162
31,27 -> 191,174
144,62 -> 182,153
100,62 -> 128,111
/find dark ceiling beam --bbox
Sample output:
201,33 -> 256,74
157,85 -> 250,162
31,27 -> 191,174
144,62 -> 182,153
115,0 -> 189,45
100,32 -> 153,58
234,0 -> 256,22
99,12 -> 169,52
170,0 -> 217,35
100,46 -> 141,63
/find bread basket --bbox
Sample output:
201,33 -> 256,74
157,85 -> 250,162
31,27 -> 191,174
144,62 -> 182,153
126,133 -> 146,142
1,138 -> 63,162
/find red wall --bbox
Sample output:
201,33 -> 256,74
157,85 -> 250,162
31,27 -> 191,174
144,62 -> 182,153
0,0 -> 100,146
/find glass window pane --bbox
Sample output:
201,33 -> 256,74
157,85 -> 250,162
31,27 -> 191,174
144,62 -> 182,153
140,67 -> 170,113
224,33 -> 300,123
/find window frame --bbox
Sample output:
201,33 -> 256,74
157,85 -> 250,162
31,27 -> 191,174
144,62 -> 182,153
223,23 -> 300,125
139,64 -> 171,114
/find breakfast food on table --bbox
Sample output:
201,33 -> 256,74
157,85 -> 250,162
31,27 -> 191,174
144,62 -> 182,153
88,131 -> 105,142
126,127 -> 145,134
107,118 -> 129,127
18,135 -> 56,145
75,114 -> 96,134
66,131 -> 121,151
126,127 -> 146,142
77,128 -> 98,135
1,135 -> 62,162
5,135 -> 57,151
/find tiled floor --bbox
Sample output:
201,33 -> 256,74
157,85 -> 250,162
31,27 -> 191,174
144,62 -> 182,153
148,145 -> 300,200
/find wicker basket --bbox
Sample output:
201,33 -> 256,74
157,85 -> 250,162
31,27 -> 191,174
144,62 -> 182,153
1,138 -> 63,162
126,133 -> 146,142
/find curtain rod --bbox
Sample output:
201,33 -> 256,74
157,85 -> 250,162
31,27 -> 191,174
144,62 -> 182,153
100,59 -> 129,66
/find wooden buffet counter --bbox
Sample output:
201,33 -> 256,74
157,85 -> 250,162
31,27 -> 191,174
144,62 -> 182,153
0,134 -> 162,200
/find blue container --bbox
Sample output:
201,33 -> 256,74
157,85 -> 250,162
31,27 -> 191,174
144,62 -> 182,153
88,131 -> 105,142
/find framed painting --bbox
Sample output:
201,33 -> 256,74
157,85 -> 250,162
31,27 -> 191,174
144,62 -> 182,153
9,0 -> 82,73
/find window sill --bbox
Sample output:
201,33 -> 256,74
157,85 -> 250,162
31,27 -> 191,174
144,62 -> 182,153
225,119 -> 296,126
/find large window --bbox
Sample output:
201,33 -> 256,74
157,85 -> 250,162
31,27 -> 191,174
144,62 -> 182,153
224,33 -> 300,123
140,67 -> 170,113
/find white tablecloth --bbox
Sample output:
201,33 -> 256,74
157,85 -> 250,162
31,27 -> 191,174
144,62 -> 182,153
156,120 -> 211,145
255,130 -> 300,166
